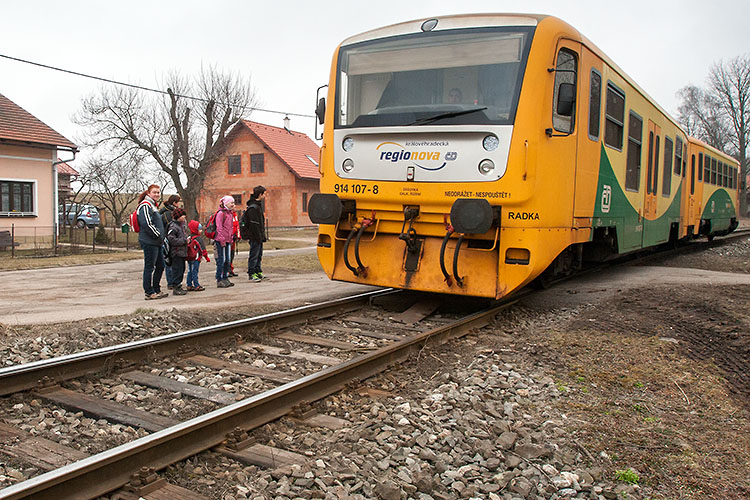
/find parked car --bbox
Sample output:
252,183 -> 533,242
59,203 -> 101,228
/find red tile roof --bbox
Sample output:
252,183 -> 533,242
0,93 -> 77,150
238,120 -> 320,179
56,160 -> 79,175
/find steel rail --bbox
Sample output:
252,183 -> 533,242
0,296 -> 520,500
0,288 -> 393,396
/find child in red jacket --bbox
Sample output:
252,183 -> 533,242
186,220 -> 210,291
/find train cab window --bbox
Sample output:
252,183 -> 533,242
604,83 -> 625,150
662,137 -> 673,196
588,69 -> 602,140
674,137 -> 683,175
625,112 -> 642,191
690,155 -> 696,194
698,153 -> 703,181
552,49 -> 578,134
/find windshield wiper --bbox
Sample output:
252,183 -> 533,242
406,107 -> 488,126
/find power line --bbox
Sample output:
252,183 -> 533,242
0,52 -> 315,119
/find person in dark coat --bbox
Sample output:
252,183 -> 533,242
241,185 -> 267,282
166,207 -> 189,295
159,194 -> 181,289
137,184 -> 168,300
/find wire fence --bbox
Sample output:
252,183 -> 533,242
0,224 -> 138,258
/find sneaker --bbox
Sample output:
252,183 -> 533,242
217,280 -> 230,288
145,293 -> 161,300
193,285 -> 205,291
155,290 -> 169,298
173,286 -> 187,296
167,285 -> 174,290
185,286 -> 195,291
229,271 -> 239,277
257,273 -> 269,281
225,279 -> 235,287
250,273 -> 262,283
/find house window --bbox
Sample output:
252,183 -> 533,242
232,194 -> 242,206
251,154 -> 264,173
302,192 -> 308,213
625,112 -> 642,191
0,180 -> 34,214
228,155 -> 241,175
604,83 -> 625,150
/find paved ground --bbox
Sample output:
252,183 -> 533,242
0,246 -> 375,325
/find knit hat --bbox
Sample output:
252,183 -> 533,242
220,195 -> 235,208
172,207 -> 186,219
188,220 -> 200,235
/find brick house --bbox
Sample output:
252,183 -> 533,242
57,160 -> 79,203
196,120 -> 320,227
0,92 -> 77,239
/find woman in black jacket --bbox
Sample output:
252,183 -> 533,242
137,184 -> 167,300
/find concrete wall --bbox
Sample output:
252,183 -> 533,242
0,144 -> 56,237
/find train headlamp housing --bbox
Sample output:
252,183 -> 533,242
450,199 -> 494,234
308,194 -> 343,224
342,137 -> 354,152
478,159 -> 495,175
482,135 -> 499,151
342,158 -> 355,172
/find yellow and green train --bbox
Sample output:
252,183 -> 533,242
308,14 -> 740,299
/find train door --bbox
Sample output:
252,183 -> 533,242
687,148 -> 698,235
573,47 -> 603,226
548,39 -> 581,228
643,120 -> 661,246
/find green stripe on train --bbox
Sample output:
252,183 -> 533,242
592,145 -> 681,253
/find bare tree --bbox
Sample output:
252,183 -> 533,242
709,55 -> 750,212
677,85 -> 732,150
80,152 -> 150,231
75,66 -> 258,219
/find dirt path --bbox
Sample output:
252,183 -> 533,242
0,248 -> 373,325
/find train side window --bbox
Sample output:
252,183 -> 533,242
698,153 -> 703,181
711,158 -> 717,185
690,154 -> 696,194
604,83 -> 625,150
662,137 -> 673,196
588,69 -> 602,140
724,163 -> 729,187
653,135 -> 661,194
704,154 -> 710,182
625,111 -> 642,191
674,137 -> 683,175
552,48 -> 578,134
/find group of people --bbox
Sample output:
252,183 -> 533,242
136,184 -> 268,300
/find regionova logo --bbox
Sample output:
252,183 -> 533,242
376,141 -> 457,171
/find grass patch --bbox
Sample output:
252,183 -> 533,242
0,251 -> 140,271
264,253 -> 322,273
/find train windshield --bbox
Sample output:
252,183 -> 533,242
336,27 -> 534,128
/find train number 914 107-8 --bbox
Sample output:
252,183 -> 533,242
334,183 -> 379,195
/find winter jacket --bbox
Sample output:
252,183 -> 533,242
242,198 -> 266,242
137,196 -> 165,247
159,203 -> 177,227
166,219 -> 188,259
214,207 -> 235,244
187,220 -> 209,262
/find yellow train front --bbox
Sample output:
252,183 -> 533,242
308,14 -> 739,299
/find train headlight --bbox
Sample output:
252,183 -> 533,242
478,159 -> 495,175
482,135 -> 499,151
342,137 -> 354,152
342,158 -> 355,172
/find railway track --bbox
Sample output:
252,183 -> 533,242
1,229 -> 745,499
0,288 -> 523,499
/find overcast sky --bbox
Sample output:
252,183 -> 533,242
1,0 -> 748,158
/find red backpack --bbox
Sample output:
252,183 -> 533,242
129,206 -> 141,232
204,211 -> 219,240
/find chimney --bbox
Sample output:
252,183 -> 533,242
283,115 -> 290,130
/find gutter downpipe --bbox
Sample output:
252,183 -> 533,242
52,149 -> 77,252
